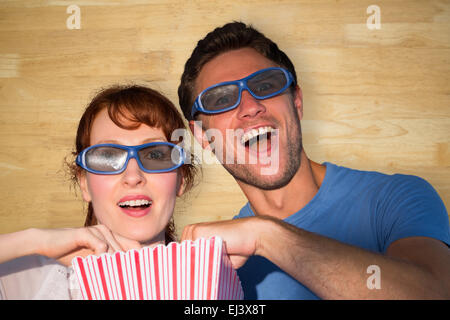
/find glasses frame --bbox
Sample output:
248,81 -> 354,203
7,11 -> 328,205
76,142 -> 186,175
191,67 -> 295,118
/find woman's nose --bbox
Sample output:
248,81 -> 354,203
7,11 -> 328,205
121,158 -> 146,187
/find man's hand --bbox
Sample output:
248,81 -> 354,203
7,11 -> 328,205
181,216 -> 268,269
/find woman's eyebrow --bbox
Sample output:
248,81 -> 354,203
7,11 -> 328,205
141,137 -> 167,144
95,137 -> 166,145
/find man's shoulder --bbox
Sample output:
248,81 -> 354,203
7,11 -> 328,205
325,162 -> 430,191
318,162 -> 442,209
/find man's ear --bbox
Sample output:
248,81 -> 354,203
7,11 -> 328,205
189,119 -> 213,151
78,171 -> 92,203
293,85 -> 303,120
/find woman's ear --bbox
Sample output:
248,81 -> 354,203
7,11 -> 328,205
189,119 -> 212,151
176,173 -> 185,197
78,171 -> 92,203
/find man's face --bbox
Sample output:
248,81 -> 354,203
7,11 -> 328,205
191,47 -> 303,190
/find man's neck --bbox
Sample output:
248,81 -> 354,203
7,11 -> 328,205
237,150 -> 326,220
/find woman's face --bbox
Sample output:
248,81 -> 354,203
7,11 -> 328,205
79,108 -> 183,245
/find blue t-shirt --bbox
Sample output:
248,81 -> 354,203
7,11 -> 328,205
234,162 -> 450,300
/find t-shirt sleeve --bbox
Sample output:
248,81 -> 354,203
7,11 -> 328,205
378,174 -> 450,253
233,202 -> 254,220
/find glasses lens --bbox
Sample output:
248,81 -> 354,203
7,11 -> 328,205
85,146 -> 128,172
138,144 -> 180,171
248,69 -> 288,98
201,84 -> 240,111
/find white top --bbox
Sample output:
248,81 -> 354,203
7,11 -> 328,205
0,255 -> 82,300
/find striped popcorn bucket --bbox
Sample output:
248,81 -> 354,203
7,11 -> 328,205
71,236 -> 244,300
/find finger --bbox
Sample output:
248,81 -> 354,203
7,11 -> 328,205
57,247 -> 96,266
181,224 -> 194,241
180,225 -> 188,241
229,255 -> 249,270
91,225 -> 123,252
74,228 -> 108,255
86,230 -> 110,256
107,244 -> 115,254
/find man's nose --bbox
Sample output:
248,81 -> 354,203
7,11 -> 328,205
236,90 -> 266,120
121,158 -> 146,187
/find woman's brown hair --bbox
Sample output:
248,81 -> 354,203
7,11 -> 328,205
67,85 -> 198,244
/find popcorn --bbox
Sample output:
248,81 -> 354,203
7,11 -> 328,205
71,236 -> 244,300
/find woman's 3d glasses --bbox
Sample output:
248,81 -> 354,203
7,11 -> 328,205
191,67 -> 295,118
76,142 -> 185,174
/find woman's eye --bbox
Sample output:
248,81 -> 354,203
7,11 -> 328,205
96,148 -> 120,159
101,151 -> 114,158
147,150 -> 165,160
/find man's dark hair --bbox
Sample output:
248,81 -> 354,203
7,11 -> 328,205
178,21 -> 298,121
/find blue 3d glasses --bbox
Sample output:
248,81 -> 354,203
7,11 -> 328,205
191,67 -> 295,118
76,142 -> 185,174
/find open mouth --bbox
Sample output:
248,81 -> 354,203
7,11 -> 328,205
241,126 -> 276,150
117,199 -> 152,210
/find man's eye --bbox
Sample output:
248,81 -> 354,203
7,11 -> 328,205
254,82 -> 273,93
216,95 -> 232,105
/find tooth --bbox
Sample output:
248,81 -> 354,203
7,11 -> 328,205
241,126 -> 275,145
118,199 -> 152,207
241,133 -> 249,145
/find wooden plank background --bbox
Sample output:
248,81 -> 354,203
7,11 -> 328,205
0,0 -> 448,238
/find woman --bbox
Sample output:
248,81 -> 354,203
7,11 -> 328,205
0,85 -> 197,299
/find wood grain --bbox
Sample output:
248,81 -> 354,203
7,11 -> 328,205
0,0 -> 448,238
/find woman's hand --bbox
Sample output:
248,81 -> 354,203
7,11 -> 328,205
0,225 -> 142,266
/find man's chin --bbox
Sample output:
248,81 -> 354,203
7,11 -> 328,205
224,162 -> 299,191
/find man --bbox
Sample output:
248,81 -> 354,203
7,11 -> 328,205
177,22 -> 450,299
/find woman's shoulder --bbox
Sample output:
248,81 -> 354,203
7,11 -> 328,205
0,255 -> 71,300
